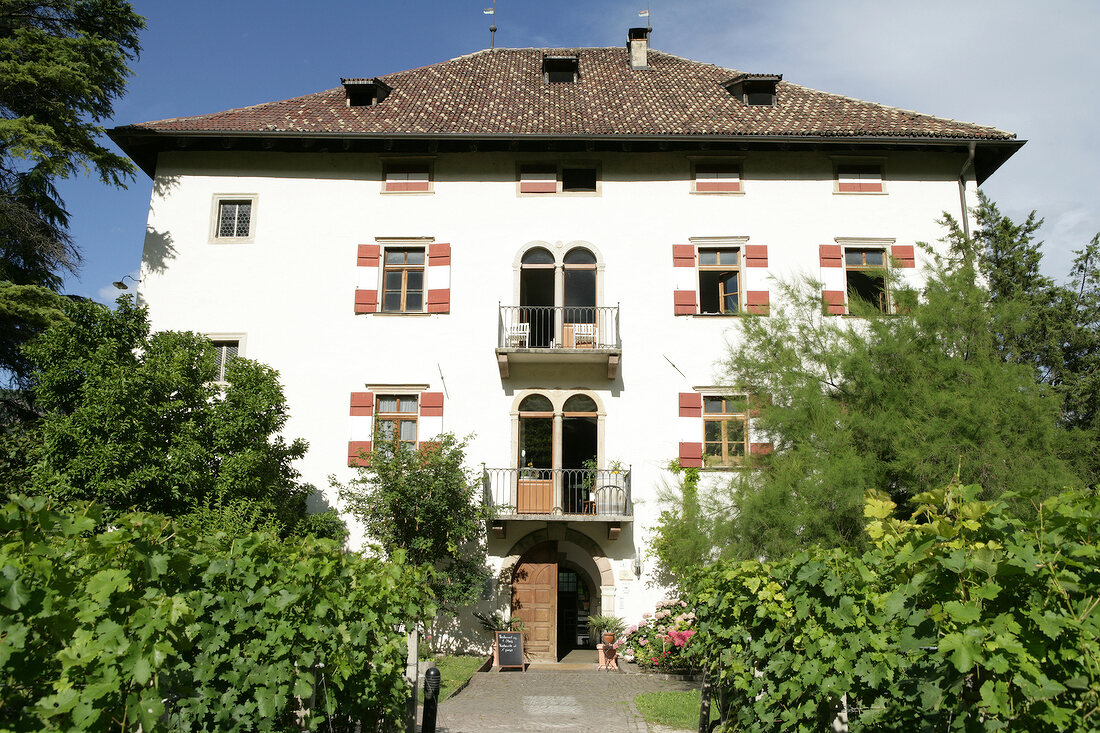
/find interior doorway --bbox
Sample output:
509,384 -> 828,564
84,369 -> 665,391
520,248 -> 555,347
556,566 -> 593,659
561,394 -> 597,513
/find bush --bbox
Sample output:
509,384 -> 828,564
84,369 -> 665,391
619,599 -> 699,674
689,485 -> 1100,731
0,496 -> 434,731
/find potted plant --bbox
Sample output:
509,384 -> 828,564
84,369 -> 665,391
587,613 -> 625,646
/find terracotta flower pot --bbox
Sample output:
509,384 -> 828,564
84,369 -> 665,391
602,632 -> 615,645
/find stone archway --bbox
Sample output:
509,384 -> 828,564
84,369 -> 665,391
503,528 -> 615,662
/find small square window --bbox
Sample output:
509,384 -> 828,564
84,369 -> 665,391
518,164 -> 599,195
381,247 -> 426,313
217,201 -> 251,237
561,168 -> 597,192
698,248 -> 741,315
520,165 -> 559,194
210,195 -> 257,242
543,56 -> 579,83
383,162 -> 432,193
693,163 -> 742,194
836,164 -> 884,193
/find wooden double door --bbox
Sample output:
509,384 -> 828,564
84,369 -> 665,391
511,542 -> 594,661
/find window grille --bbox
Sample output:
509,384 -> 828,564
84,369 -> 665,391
217,201 -> 252,238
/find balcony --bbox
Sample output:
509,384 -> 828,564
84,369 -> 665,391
482,467 -> 632,539
496,305 -> 621,379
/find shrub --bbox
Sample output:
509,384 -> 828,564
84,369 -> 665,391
689,485 -> 1100,731
0,496 -> 434,731
619,599 -> 700,674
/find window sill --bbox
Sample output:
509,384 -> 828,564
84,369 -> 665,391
832,190 -> 888,196
381,190 -> 434,195
690,190 -> 745,196
516,191 -> 601,198
371,311 -> 433,317
208,237 -> 255,245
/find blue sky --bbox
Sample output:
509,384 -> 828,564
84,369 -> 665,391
60,0 -> 1100,301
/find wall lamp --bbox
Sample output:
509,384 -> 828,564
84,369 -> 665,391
112,274 -> 139,290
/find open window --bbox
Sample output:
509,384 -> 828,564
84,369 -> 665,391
845,248 -> 888,312
698,248 -> 741,314
543,55 -> 579,83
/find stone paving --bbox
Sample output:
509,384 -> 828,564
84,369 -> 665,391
427,669 -> 698,733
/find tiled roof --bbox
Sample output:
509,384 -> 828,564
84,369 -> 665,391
117,47 -> 1014,141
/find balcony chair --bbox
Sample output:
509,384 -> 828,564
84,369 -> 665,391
505,322 -> 530,348
572,323 -> 597,349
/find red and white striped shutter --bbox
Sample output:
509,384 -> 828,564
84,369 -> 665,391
677,392 -> 703,467
742,244 -> 769,314
891,245 -> 916,268
519,165 -> 557,193
695,164 -> 741,193
837,165 -> 883,193
819,244 -> 846,314
427,243 -> 451,313
672,245 -> 697,315
418,392 -> 444,445
348,391 -> 374,465
354,244 -> 380,314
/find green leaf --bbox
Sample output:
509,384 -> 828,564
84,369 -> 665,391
1,577 -> 30,611
943,601 -> 981,624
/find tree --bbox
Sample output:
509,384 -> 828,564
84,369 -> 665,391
662,206 -> 1088,563
965,194 -> 1100,480
0,0 -> 145,389
337,433 -> 490,612
19,295 -> 342,539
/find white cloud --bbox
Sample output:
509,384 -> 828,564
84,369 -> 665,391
648,0 -> 1100,277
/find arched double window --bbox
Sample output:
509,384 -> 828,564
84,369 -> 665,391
519,246 -> 598,348
516,391 -> 602,514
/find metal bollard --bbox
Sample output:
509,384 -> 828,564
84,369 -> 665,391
422,666 -> 441,733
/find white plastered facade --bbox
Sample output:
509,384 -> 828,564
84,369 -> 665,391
136,147 -> 977,643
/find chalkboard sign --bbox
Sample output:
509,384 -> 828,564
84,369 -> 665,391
495,631 -> 525,671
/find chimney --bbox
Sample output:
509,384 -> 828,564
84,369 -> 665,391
627,27 -> 650,70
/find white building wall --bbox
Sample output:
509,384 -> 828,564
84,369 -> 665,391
136,148 -> 975,625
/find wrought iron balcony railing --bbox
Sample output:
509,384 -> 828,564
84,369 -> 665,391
497,305 -> 621,350
482,467 -> 632,518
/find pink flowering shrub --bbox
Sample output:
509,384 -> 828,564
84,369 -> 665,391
616,598 -> 699,673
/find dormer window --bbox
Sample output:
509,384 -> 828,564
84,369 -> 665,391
543,56 -> 579,84
721,73 -> 782,106
342,77 -> 391,106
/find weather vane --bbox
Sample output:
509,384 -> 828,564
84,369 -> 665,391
484,1 -> 497,49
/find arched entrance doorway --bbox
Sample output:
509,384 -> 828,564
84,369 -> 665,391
511,539 -> 604,661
